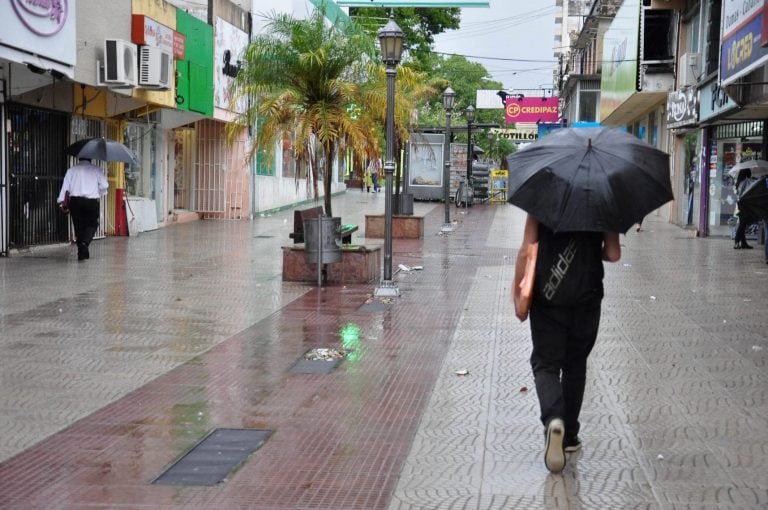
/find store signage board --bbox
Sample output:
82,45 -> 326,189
336,1 -> 489,6
504,97 -> 559,124
666,86 -> 699,128
720,3 -> 768,85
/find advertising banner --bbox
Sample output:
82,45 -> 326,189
504,97 -> 559,124
599,0 -> 640,121
214,17 -> 248,113
409,133 -> 444,187
720,2 -> 768,86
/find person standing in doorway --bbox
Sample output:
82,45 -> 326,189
733,168 -> 754,249
57,158 -> 109,261
513,214 -> 621,473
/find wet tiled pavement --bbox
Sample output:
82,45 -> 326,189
1,191 -> 767,509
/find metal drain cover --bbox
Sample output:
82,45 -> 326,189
152,428 -> 272,486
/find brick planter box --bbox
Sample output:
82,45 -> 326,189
365,214 -> 424,239
282,244 -> 381,283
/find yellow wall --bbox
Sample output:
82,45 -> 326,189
131,0 -> 177,108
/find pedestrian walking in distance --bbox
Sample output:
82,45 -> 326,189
57,158 -> 109,261
514,214 -> 621,473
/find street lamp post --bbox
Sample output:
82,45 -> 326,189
374,15 -> 404,298
442,87 -> 455,232
465,105 -> 476,184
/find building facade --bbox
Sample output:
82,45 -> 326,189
0,0 -> 349,256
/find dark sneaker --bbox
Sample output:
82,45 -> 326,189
544,418 -> 566,473
564,436 -> 582,452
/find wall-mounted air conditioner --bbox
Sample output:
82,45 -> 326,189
138,46 -> 173,90
679,52 -> 701,87
100,39 -> 138,87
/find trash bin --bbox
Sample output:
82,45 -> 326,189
303,216 -> 342,264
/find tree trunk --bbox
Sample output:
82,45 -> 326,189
323,141 -> 335,217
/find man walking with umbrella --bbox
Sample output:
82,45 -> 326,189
507,127 -> 674,474
57,158 -> 109,261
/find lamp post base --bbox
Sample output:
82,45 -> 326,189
440,223 -> 454,232
374,279 -> 400,297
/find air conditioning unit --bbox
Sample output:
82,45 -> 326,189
679,52 -> 701,87
138,46 -> 173,90
103,39 -> 137,87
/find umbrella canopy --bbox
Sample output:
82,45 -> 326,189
67,137 -> 138,165
727,159 -> 768,179
737,176 -> 768,220
506,127 -> 673,234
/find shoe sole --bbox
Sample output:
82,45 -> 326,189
564,443 -> 582,453
544,418 -> 566,473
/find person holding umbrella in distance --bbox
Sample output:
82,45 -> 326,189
59,137 -> 137,260
58,157 -> 109,261
507,127 -> 674,474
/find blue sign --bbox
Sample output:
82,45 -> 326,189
720,13 -> 768,85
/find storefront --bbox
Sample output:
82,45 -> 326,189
705,121 -> 765,238
696,76 -> 766,238
666,86 -> 700,228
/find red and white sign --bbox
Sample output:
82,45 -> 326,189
504,97 -> 559,124
132,14 -> 185,60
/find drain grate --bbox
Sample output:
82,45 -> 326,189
357,300 -> 388,312
254,235 -> 275,238
152,428 -> 272,486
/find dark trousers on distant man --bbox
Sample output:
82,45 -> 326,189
68,196 -> 100,260
529,296 -> 602,442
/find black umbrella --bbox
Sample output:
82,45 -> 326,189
738,176 -> 768,220
506,127 -> 673,234
67,137 -> 138,165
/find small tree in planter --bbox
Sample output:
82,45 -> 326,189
229,9 -> 377,217
229,8 -> 433,218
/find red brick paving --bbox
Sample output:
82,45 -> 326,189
0,205 -> 499,509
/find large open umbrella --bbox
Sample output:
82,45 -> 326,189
506,127 -> 673,234
67,137 -> 138,165
737,176 -> 768,220
727,160 -> 768,179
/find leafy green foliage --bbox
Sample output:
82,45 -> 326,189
349,7 -> 460,67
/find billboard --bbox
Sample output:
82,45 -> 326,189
504,97 -> 559,124
720,1 -> 768,86
599,0 -> 640,121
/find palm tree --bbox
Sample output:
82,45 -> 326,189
230,8 -> 437,218
230,8 -> 382,217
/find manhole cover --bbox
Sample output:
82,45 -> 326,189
152,428 -> 272,486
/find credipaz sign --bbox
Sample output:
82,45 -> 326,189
504,97 -> 559,124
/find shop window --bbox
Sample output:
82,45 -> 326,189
704,0 -> 721,76
641,9 -> 676,72
578,90 -> 598,122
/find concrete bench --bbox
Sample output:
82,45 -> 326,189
281,244 -> 381,283
365,214 -> 424,239
288,206 -> 358,244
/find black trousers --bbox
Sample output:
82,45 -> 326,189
529,297 -> 602,440
68,196 -> 100,256
734,216 -> 749,245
